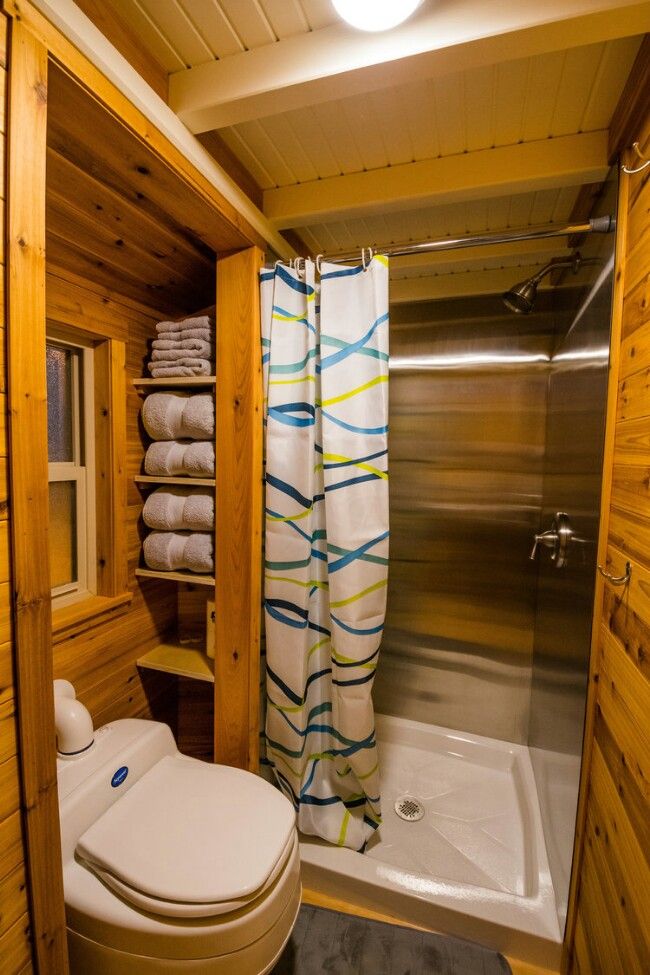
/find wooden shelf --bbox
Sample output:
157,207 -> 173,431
135,567 -> 215,587
137,642 -> 214,683
133,377 -> 216,388
134,475 -> 216,487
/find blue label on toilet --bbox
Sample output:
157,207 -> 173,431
111,766 -> 129,788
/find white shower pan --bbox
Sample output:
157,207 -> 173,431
299,714 -> 563,969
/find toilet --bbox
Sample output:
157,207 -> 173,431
57,716 -> 301,974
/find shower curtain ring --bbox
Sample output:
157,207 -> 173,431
361,247 -> 374,270
295,256 -> 305,276
316,254 -> 323,274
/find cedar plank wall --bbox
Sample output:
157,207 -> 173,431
0,12 -> 33,974
567,117 -> 650,973
46,268 -> 179,728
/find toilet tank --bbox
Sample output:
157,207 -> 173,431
57,719 -> 178,863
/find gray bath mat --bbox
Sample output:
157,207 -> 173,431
272,904 -> 512,974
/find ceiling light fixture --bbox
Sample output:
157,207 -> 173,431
332,0 -> 423,32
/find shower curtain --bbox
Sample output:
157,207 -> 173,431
260,256 -> 389,851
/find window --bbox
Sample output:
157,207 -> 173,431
46,335 -> 96,607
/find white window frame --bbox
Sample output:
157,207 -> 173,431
47,331 -> 97,608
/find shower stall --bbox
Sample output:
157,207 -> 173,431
299,179 -> 617,967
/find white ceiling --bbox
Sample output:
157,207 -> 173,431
101,0 -> 647,297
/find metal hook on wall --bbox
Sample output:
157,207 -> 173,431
622,142 -> 650,175
597,561 -> 632,586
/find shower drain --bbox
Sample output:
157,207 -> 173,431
394,795 -> 425,822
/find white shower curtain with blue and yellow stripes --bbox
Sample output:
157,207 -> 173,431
260,256 -> 389,851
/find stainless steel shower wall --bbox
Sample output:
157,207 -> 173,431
373,297 -> 558,743
529,182 -> 616,927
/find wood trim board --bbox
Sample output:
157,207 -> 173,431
6,17 -> 68,972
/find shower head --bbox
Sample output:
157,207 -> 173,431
503,252 -> 582,314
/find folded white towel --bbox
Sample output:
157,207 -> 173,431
155,316 -> 211,334
152,339 -> 212,358
144,440 -> 215,477
148,359 -> 212,378
143,530 -> 213,574
151,346 -> 212,362
142,392 -> 214,441
155,327 -> 212,343
143,488 -> 214,531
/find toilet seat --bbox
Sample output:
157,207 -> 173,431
75,754 -> 296,919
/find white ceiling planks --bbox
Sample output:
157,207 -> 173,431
218,39 -> 639,193
299,186 -> 584,256
100,0 -> 646,297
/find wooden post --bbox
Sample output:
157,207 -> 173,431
214,246 -> 264,770
6,18 -> 69,973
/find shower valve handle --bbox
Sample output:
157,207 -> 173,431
529,529 -> 559,561
529,512 -> 574,568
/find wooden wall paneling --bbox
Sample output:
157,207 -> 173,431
46,64 -> 249,257
566,86 -> 650,970
46,147 -> 215,284
214,246 -> 264,770
3,0 -> 266,252
46,193 -> 206,313
45,233 -> 192,318
6,18 -> 68,972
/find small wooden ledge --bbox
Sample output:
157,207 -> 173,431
135,567 -> 215,587
137,642 -> 214,683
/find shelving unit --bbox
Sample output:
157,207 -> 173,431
135,567 -> 215,587
135,362 -> 217,665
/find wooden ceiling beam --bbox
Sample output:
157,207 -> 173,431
264,132 -> 609,229
168,0 -> 650,133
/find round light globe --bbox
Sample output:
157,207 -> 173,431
332,0 -> 423,32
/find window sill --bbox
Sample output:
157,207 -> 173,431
52,592 -> 133,644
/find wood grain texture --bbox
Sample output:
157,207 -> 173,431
3,0 -> 265,251
71,0 -> 169,101
6,19 -> 67,973
94,339 -> 128,597
214,246 -> 264,770
565,112 -> 650,973
608,35 -> 650,164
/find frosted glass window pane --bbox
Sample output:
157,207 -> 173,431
47,344 -> 73,462
49,481 -> 77,589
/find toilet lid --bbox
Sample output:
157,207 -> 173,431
76,755 -> 296,916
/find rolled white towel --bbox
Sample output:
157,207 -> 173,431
142,392 -> 214,441
144,440 -> 215,477
143,488 -> 214,531
152,339 -> 212,358
143,531 -> 213,574
155,315 -> 211,334
184,441 -> 215,477
151,346 -> 212,362
148,359 -> 212,378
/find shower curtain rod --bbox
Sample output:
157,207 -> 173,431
284,215 -> 615,267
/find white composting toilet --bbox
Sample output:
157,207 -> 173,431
55,683 -> 300,974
